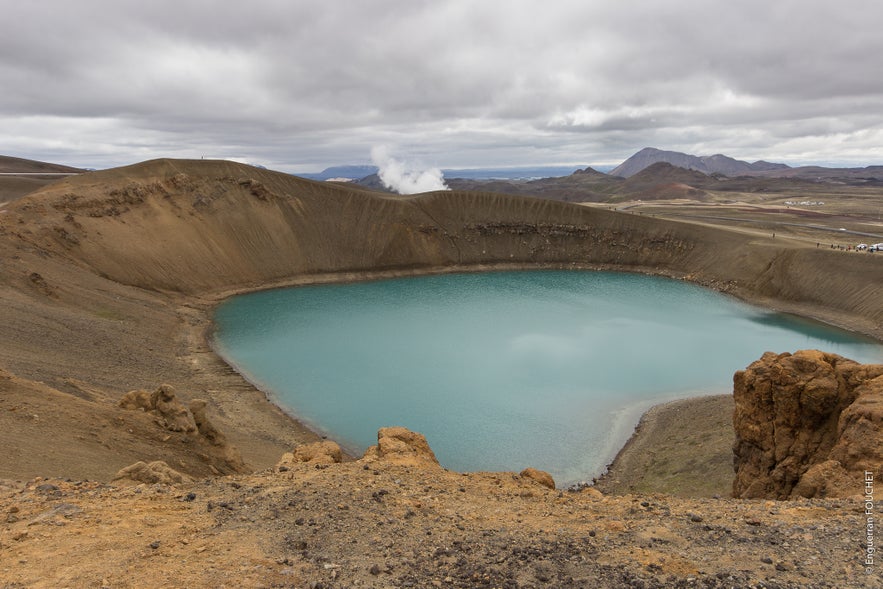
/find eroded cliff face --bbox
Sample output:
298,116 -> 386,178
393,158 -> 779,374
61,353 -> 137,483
733,350 -> 883,499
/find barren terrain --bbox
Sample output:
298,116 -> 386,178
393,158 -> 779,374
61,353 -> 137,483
0,155 -> 82,204
0,158 -> 881,587
1,436 -> 875,588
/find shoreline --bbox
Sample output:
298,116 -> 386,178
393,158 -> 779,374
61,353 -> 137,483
197,260 -> 883,342
196,263 -> 880,488
594,394 -> 736,497
206,332 -> 364,461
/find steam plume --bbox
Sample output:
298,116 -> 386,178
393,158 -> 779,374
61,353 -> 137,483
370,146 -> 450,195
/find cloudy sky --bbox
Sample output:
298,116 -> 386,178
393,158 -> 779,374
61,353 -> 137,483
2,0 -> 882,172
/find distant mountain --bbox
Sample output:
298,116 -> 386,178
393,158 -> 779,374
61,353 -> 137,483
432,165 -> 625,203
611,147 -> 789,178
751,164 -> 883,185
444,165 -> 585,180
617,162 -> 711,201
621,162 -> 712,189
297,165 -> 379,181
0,155 -> 83,174
569,166 -> 611,179
352,173 -> 387,191
0,155 -> 84,203
299,164 -> 586,182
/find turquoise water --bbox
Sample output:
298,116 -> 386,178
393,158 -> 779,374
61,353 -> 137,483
213,270 -> 883,486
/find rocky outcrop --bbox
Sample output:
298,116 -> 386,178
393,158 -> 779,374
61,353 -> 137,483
361,427 -> 440,468
119,384 -> 196,433
293,440 -> 342,464
276,440 -> 343,469
519,467 -> 556,489
188,399 -> 224,444
112,460 -> 191,485
189,399 -> 246,472
733,350 -> 883,499
118,386 -> 247,474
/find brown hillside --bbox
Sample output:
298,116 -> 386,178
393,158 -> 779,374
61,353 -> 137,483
0,176 -> 49,204
0,155 -> 83,174
620,161 -> 713,191
633,182 -> 710,201
8,158 -> 880,327
0,155 -> 84,203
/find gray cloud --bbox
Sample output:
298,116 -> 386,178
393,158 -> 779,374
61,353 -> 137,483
2,0 -> 882,171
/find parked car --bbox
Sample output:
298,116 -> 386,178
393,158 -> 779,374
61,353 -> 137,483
857,244 -> 868,250
869,243 -> 883,251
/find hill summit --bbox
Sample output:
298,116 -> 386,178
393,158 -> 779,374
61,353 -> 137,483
611,147 -> 789,178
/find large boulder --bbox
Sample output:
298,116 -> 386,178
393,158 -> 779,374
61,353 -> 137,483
361,427 -> 440,468
733,350 -> 883,499
293,440 -> 343,464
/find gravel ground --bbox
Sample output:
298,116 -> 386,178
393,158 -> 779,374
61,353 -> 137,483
1,458 -> 877,588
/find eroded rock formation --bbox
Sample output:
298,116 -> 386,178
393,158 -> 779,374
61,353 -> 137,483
119,384 -> 196,433
519,467 -> 556,489
361,426 -> 440,468
276,440 -> 343,469
118,385 -> 247,474
112,460 -> 191,485
733,350 -> 883,499
189,398 -> 246,472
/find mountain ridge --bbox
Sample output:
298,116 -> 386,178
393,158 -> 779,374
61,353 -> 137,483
611,147 -> 790,178
0,155 -> 87,203
0,154 -> 84,174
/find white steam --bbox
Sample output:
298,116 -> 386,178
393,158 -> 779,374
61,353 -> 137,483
370,146 -> 450,195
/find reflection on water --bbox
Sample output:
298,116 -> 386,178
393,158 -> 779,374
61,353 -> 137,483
746,311 -> 875,346
214,270 -> 883,486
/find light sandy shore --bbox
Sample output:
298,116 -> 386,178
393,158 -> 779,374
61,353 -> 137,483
594,394 -> 735,497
